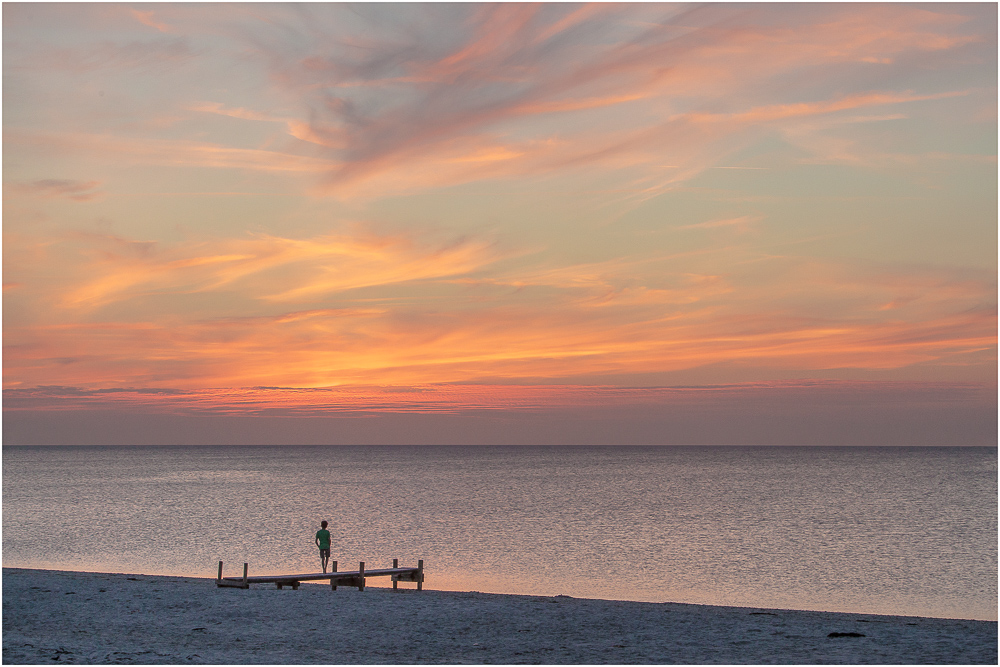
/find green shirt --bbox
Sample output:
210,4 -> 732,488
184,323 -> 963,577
315,529 -> 331,550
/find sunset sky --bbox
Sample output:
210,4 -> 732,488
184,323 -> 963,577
3,2 -> 996,445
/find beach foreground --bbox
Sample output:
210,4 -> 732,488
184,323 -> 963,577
3,568 -> 996,665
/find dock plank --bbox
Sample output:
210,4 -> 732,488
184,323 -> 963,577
221,567 -> 418,584
216,560 -> 424,590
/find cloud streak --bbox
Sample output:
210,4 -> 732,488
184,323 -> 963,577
4,222 -> 994,390
3,1 -> 994,429
4,380 -> 995,420
222,3 -> 990,197
53,228 -> 505,309
10,179 -> 103,202
5,3 -> 990,198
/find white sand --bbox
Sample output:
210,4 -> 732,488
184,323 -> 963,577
2,568 -> 996,664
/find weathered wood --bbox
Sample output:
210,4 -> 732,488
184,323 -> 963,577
216,561 -> 249,588
393,559 -> 398,590
222,567 -> 417,583
417,559 -> 423,591
217,561 -> 423,591
222,569 -> 409,583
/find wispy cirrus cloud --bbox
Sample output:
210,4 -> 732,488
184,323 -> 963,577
6,131 -> 334,174
52,227 -> 506,309
676,215 -> 762,232
10,179 -> 103,201
4,380 -> 995,418
4,218 -> 994,390
130,8 -> 171,34
2,2 -> 994,411
221,3 -> 988,197
679,90 -> 973,126
17,84 -> 967,201
5,4 -> 989,198
3,294 -> 994,390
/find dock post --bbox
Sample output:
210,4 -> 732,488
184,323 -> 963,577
358,561 -> 365,591
243,563 -> 248,589
417,559 -> 423,591
217,561 -> 223,582
331,561 -> 338,591
393,559 -> 398,590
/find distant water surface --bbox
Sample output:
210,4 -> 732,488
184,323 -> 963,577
3,445 -> 996,620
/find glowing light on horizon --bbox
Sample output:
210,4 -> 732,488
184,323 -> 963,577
3,2 -> 995,417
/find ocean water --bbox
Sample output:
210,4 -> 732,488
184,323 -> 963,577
2,445 -> 996,620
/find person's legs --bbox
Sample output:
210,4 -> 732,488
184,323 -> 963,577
320,548 -> 330,573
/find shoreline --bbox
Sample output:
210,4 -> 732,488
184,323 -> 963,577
3,567 -> 997,664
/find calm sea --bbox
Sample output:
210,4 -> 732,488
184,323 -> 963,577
2,445 -> 996,620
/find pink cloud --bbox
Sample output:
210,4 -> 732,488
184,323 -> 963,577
4,222 -> 994,390
2,3 -> 993,397
130,9 -> 171,34
3,381 -> 995,438
8,131 -> 336,174
10,179 -> 103,202
5,380 -> 996,446
52,227 -> 506,309
234,3 -> 988,196
676,215 -> 762,232
9,4 -> 985,200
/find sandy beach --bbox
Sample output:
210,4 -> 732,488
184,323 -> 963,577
2,568 -> 996,664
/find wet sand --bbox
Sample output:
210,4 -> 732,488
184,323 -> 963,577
3,568 -> 996,664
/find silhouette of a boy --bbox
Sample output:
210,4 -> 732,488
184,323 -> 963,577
315,520 -> 331,573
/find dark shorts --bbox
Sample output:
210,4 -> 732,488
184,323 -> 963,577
319,548 -> 330,558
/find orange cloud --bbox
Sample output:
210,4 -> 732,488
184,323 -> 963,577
7,131 -> 335,174
246,3 -> 986,198
428,4 -> 539,82
681,91 -> 971,125
676,216 -> 762,232
9,179 -> 103,202
130,9 -> 171,33
5,229 -> 994,391
55,228 -> 505,309
8,4 -> 985,202
187,102 -> 280,122
3,3 -> 993,399
4,380 -> 996,423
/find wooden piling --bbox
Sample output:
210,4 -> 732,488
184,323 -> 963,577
215,559 -> 422,592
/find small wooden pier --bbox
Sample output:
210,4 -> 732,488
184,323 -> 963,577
216,559 -> 424,591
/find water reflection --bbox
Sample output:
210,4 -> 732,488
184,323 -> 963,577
3,445 -> 996,620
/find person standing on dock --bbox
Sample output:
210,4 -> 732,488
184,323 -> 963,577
315,520 -> 331,573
